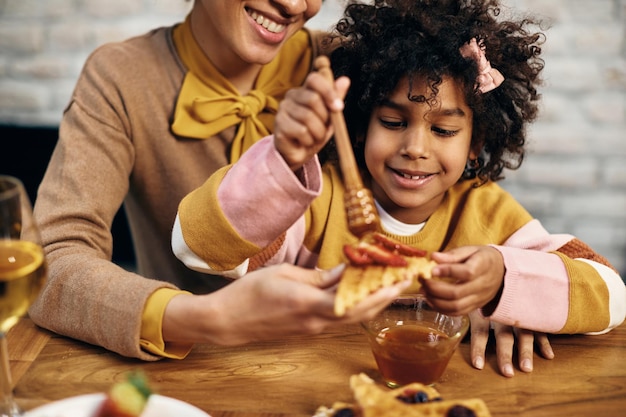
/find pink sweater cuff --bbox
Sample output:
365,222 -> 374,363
487,245 -> 569,333
218,136 -> 321,246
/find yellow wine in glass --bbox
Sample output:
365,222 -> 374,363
0,241 -> 46,332
0,176 -> 47,416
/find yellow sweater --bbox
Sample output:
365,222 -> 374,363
309,164 -> 532,269
176,137 -> 625,335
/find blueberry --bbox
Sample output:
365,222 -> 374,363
334,407 -> 356,417
447,405 -> 477,417
414,391 -> 430,403
396,390 -> 429,404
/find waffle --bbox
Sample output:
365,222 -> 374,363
314,373 -> 491,417
334,233 -> 437,316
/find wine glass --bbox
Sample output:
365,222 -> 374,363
0,176 -> 47,416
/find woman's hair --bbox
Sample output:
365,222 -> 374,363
324,0 -> 545,184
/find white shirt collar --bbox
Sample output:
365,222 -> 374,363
375,200 -> 425,236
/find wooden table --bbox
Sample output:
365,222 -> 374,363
8,318 -> 626,416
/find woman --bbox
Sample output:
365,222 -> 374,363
29,0 -> 405,360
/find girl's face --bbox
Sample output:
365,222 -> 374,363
364,76 -> 475,225
192,0 -> 321,75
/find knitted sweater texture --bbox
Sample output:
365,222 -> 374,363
175,137 -> 626,335
30,23 -> 326,359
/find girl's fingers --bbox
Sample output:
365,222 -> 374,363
514,328 -> 535,372
493,322 -> 515,377
535,332 -> 555,359
469,311 -> 490,370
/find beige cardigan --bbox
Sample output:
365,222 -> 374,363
30,23 -> 327,360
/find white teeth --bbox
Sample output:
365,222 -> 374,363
249,10 -> 286,34
401,172 -> 426,180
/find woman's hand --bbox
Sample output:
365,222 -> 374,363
468,311 -> 555,377
273,71 -> 350,171
162,263 -> 410,346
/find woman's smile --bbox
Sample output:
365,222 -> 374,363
246,8 -> 287,35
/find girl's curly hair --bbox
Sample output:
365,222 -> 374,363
323,0 -> 545,184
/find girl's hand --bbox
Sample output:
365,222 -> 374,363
468,311 -> 555,377
273,70 -> 350,171
420,245 -> 505,316
420,246 -> 555,377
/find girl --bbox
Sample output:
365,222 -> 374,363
173,0 -> 626,376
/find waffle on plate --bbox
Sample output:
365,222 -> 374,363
314,373 -> 491,417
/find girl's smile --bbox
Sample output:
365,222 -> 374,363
388,167 -> 437,189
364,76 -> 475,225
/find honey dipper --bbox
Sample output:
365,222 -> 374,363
314,56 -> 380,238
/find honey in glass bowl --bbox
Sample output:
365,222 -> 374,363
362,294 -> 469,387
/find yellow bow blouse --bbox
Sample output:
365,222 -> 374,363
140,17 -> 319,359
171,16 -> 314,162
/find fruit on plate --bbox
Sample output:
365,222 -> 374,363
94,372 -> 152,417
314,373 -> 492,417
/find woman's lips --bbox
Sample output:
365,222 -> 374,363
247,9 -> 286,34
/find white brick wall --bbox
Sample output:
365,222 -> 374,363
501,0 -> 626,275
0,0 -> 625,274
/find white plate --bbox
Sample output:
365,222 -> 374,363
25,393 -> 211,417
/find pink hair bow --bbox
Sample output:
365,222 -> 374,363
459,38 -> 504,93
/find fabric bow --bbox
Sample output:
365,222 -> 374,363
187,89 -> 279,135
459,38 -> 504,93
171,72 -> 282,162
170,16 -> 311,162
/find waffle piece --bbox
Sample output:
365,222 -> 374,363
352,373 -> 441,404
351,373 -> 491,417
334,233 -> 437,316
313,403 -> 360,417
314,373 -> 491,417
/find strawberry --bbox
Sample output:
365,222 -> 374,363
344,234 -> 428,267
95,372 -> 152,417
357,242 -> 408,267
372,233 -> 428,257
344,241 -> 407,267
343,244 -> 374,266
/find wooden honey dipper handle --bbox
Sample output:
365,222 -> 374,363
314,56 -> 380,237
